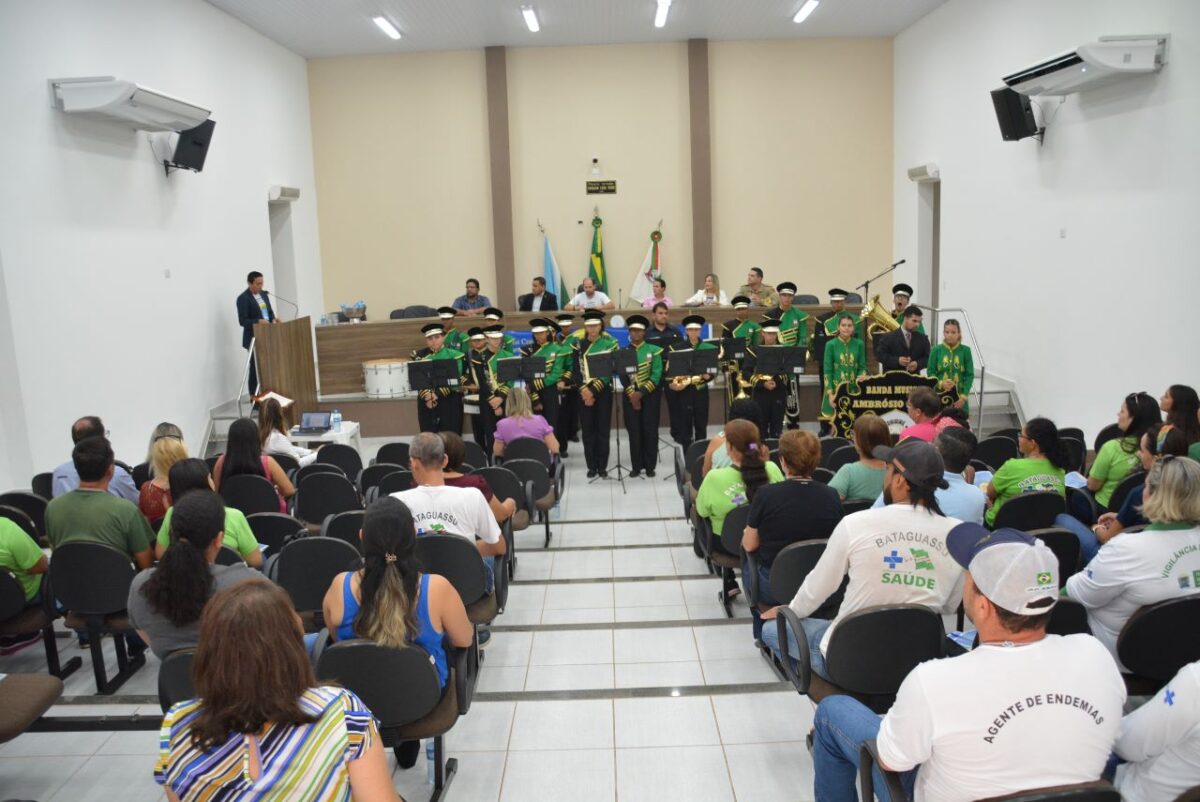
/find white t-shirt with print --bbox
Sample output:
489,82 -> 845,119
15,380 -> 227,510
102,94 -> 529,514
786,503 -> 964,654
1065,523 -> 1200,670
1114,661 -> 1200,802
391,484 -> 501,544
569,291 -> 612,309
877,634 -> 1126,802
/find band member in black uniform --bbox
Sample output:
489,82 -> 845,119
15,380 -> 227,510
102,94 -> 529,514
667,315 -> 717,451
522,318 -> 563,430
744,315 -> 788,439
471,325 -> 514,454
462,327 -> 490,452
574,310 -> 619,478
553,313 -> 581,456
411,322 -> 466,434
720,296 -> 760,418
622,315 -> 664,478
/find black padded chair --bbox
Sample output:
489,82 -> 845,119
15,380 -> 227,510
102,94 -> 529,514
825,446 -> 859,474
295,472 -> 361,527
416,532 -> 506,623
990,427 -> 1022,443
371,470 -> 414,502
463,440 -> 489,471
220,474 -> 282,516
844,292 -> 863,303
1093,423 -> 1124,454
271,453 -> 300,476
274,537 -> 363,631
976,436 -> 1019,472
375,441 -> 411,467
684,439 -> 710,487
1046,598 -> 1091,636
49,542 -> 146,694
702,505 -> 748,618
389,308 -> 406,320
765,540 -> 845,621
1061,437 -> 1087,474
205,455 -> 220,475
502,438 -> 564,494
215,546 -> 244,566
1117,595 -> 1200,693
992,491 -> 1066,531
1065,485 -> 1101,529
293,462 -> 346,485
970,458 -> 995,475
820,437 -> 851,468
0,491 -> 47,542
246,512 -> 306,554
472,466 -> 526,577
157,649 -> 196,712
131,462 -> 152,489
813,467 -> 835,485
503,458 -> 556,548
317,640 -> 469,802
1058,426 -> 1085,445
321,510 -> 365,551
30,472 -> 53,500
0,505 -> 39,543
0,571 -> 81,681
314,443 -> 364,485
1107,470 -> 1146,514
793,294 -> 820,305
401,304 -> 438,318
357,463 -> 404,497
841,498 -> 874,515
1028,527 -> 1082,586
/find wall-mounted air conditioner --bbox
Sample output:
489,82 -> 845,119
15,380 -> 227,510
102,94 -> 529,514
1002,35 -> 1168,97
268,186 -> 301,203
49,76 -> 211,132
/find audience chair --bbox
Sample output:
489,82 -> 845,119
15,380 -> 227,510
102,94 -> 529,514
841,498 -> 874,515
1027,527 -> 1082,585
274,537 -> 362,631
131,462 -> 151,490
1065,486 -> 1101,529
157,649 -> 196,712
1093,423 -> 1123,455
0,505 -> 39,543
472,466 -> 526,577
314,443 -> 363,485
794,294 -> 820,305
1058,426 -> 1085,445
0,491 -> 47,543
204,454 -> 220,475
819,437 -> 851,468
49,542 -> 146,694
1117,595 -> 1200,694
766,541 -> 846,623
219,474 -> 282,516
401,304 -> 438,318
0,571 -> 82,680
317,640 -> 469,802
777,603 -> 944,711
357,462 -> 404,498
1107,470 -> 1146,514
502,438 -> 564,494
321,510 -> 365,552
1046,598 -> 1090,637
415,532 -> 507,624
825,445 -> 859,474
975,436 -> 1020,472
857,739 -> 910,802
293,462 -> 347,485
214,546 -> 244,566
969,458 -> 995,475
375,441 -> 410,467
684,439 -> 710,487
271,452 -> 300,476
245,512 -> 305,554
844,292 -> 863,303
1061,437 -> 1087,474
369,469 -> 414,502
463,440 -> 489,471
672,445 -> 689,515
503,458 -> 556,548
763,437 -> 780,452
388,308 -> 406,320
0,672 -> 64,748
295,472 -> 361,528
700,505 -> 748,618
812,467 -> 835,485
30,472 -> 53,501
992,491 -> 1066,531
990,427 -> 1022,443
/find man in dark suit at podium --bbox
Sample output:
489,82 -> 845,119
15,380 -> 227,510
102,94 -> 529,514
236,271 -> 276,394
518,276 -> 558,312
876,306 -> 930,374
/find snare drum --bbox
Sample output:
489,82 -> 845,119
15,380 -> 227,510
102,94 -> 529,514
363,359 -> 412,399
462,393 -> 481,416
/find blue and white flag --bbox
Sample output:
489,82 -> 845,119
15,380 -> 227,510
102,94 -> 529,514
543,231 -> 569,303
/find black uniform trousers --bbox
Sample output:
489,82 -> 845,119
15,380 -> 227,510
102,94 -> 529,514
753,384 -> 786,440
623,388 -> 662,473
534,384 -> 560,430
555,386 -> 578,453
668,383 -> 709,450
418,393 -> 463,435
579,387 -> 613,473
472,398 -> 502,456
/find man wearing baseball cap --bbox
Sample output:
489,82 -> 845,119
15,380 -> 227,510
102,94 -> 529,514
811,522 -> 1125,802
761,439 -> 965,679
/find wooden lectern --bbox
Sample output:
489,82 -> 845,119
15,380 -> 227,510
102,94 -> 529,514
253,317 -> 318,418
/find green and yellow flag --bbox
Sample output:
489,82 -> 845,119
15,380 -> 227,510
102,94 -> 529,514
588,214 -> 608,294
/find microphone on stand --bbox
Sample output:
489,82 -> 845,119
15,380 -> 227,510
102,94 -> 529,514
891,258 -> 906,268
265,289 -> 300,321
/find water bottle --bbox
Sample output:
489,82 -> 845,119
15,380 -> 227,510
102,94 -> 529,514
426,739 -> 435,784
331,409 -> 342,432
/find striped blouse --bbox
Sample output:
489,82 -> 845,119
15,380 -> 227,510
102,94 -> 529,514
155,686 -> 377,801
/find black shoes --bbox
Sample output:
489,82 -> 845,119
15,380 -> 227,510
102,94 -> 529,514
629,470 -> 641,478
646,469 -> 656,478
599,470 -> 609,478
587,469 -> 597,478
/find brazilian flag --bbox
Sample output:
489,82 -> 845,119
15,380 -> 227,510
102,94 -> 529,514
588,214 -> 608,294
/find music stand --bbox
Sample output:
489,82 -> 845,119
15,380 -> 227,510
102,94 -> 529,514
666,350 -> 697,379
519,356 -> 547,382
720,336 -> 748,362
783,347 -> 808,375
754,346 -> 805,376
496,357 -> 523,385
584,350 -> 633,490
409,358 -> 460,393
693,348 -> 720,376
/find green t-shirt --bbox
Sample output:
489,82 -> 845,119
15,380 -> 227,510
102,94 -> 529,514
45,489 -> 153,558
695,461 -> 784,536
1088,436 -> 1140,508
157,506 -> 260,557
0,518 -> 45,601
1190,441 -> 1200,463
986,457 -> 1066,526
829,461 -> 885,501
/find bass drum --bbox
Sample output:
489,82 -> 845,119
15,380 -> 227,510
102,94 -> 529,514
363,359 -> 412,399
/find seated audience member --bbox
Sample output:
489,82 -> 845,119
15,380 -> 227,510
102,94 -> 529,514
564,276 -> 615,310
392,433 -> 505,590
897,387 -> 945,443
1158,383 -> 1200,462
493,386 -> 559,459
45,435 -> 155,570
51,416 -> 138,502
1066,455 -> 1200,670
761,439 -> 963,680
155,459 -> 263,569
742,430 -> 842,637
702,399 -> 764,475
452,277 -> 491,316
641,277 -> 672,309
829,415 -> 891,501
985,416 -> 1072,526
1112,659 -> 1200,802
144,422 -> 184,467
258,398 -> 318,468
0,517 -> 49,653
811,524 -> 1125,802
139,433 -> 187,522
1056,423 -> 1189,563
871,428 -> 986,525
440,431 -> 516,523
1087,391 -> 1161,508
212,418 -> 295,508
154,581 -> 401,802
128,491 -> 256,659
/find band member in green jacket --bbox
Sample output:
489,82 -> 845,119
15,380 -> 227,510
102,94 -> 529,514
412,322 -> 467,434
574,310 -> 620,478
928,318 -> 974,414
667,315 -> 718,451
820,314 -> 869,427
523,318 -> 566,428
622,315 -> 664,478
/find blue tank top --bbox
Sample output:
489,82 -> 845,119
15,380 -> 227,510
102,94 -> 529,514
338,572 -> 448,687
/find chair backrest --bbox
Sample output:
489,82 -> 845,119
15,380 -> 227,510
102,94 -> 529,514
219,473 -> 282,516
471,466 -> 524,508
271,453 -> 300,476
0,505 -> 39,543
0,491 -> 47,539
415,533 -> 488,605
1064,486 -> 1101,528
296,472 -> 361,524
314,443 -> 363,482
824,604 -> 945,696
131,462 -> 151,489
0,570 -> 29,622
844,292 -> 863,303
762,438 -> 780,452
975,436 -> 1020,472
1027,528 -> 1081,586
826,445 -> 859,474
321,510 -> 365,551
684,439 -> 711,470
375,442 -> 410,467
31,472 -> 53,500
794,294 -> 819,305
993,491 -> 1066,531
205,455 -> 220,475
389,308 -> 406,320
245,512 -> 306,553
1107,469 -> 1146,514
768,540 -> 829,607
1061,437 -> 1087,474
317,640 -> 442,726
403,304 -> 438,319
1057,427 -> 1085,445
812,467 -> 835,485
989,428 -> 1021,444
293,462 -> 347,485
819,437 -> 851,468
969,458 -> 995,474
463,440 -> 489,471
1117,594 -> 1200,682
214,546 -> 244,566
48,542 -> 137,616
720,505 -> 751,554
503,437 -> 553,467
276,537 -> 363,612
357,463 -> 405,496
375,470 -> 415,498
503,459 -> 551,500
841,498 -> 874,515
157,649 -> 196,712
977,781 -> 1121,802
1046,598 -> 1090,636
1093,423 -> 1124,454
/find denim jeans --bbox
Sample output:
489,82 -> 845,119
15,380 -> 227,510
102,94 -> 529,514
743,554 -> 779,640
760,615 -> 832,681
813,695 -> 917,802
484,556 -> 496,594
1054,513 -> 1102,565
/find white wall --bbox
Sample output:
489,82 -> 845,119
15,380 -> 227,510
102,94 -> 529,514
0,0 -> 323,489
894,0 -> 1200,440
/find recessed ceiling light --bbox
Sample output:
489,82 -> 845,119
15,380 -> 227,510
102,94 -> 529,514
372,16 -> 401,40
793,0 -> 820,24
654,0 -> 671,29
521,6 -> 540,33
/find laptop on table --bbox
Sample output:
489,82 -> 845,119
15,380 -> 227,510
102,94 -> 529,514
294,411 -> 332,436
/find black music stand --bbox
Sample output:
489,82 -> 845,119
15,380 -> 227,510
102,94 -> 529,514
519,356 -> 547,382
584,350 -> 630,491
409,358 -> 461,393
496,357 -> 523,386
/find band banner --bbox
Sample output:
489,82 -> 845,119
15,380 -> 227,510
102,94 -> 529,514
832,370 -> 959,438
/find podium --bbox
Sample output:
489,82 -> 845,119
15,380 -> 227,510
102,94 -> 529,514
253,317 -> 318,418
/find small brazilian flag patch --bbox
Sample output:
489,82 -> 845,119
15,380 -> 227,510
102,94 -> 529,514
1036,572 -> 1052,586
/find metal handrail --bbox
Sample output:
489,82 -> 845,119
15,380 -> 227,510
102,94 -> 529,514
915,305 -> 987,430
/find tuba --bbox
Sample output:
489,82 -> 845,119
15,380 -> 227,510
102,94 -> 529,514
860,294 -> 901,337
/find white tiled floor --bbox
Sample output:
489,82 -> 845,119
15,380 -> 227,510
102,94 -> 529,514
0,429 -> 818,801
